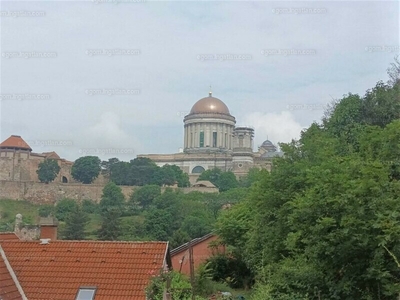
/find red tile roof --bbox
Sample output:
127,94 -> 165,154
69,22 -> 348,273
0,233 -> 19,241
0,135 -> 32,151
0,240 -> 170,300
0,254 -> 22,300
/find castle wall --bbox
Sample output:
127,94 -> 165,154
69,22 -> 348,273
0,154 -> 106,184
0,181 -> 218,205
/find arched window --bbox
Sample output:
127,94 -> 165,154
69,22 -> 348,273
62,176 -> 68,183
192,166 -> 205,174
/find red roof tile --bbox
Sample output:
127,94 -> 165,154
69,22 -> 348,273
0,240 -> 170,300
0,233 -> 19,241
0,255 -> 22,300
0,135 -> 32,151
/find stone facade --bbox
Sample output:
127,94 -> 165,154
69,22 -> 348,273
0,135 -> 106,185
0,181 -> 218,204
139,93 -> 283,181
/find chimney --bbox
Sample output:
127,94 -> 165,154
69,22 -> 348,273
39,217 -> 58,240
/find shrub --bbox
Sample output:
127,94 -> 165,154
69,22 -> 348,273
55,198 -> 78,221
81,199 -> 98,214
38,204 -> 55,217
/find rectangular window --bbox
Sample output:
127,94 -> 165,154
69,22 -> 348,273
213,132 -> 217,147
76,288 -> 96,300
200,132 -> 204,147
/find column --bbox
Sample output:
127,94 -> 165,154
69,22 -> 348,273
217,123 -> 222,147
228,126 -> 232,149
189,124 -> 193,148
184,125 -> 187,148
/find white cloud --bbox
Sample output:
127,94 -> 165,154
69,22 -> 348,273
78,111 -> 142,160
243,111 -> 304,149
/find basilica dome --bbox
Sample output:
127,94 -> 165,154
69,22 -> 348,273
189,93 -> 230,115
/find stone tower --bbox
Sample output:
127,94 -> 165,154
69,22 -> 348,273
232,126 -> 255,175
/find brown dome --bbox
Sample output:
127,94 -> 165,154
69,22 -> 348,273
190,94 -> 230,115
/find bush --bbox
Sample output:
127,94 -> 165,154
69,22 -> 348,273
81,199 -> 98,214
55,198 -> 78,221
38,205 -> 55,217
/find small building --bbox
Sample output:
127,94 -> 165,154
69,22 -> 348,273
0,221 -> 172,300
170,233 -> 224,276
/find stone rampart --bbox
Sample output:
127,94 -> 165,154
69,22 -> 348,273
0,181 -> 218,204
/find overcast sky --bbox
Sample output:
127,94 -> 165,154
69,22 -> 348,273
0,1 -> 399,161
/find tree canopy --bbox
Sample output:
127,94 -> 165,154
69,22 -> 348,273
101,158 -> 190,187
213,68 -> 400,299
36,159 -> 61,183
72,156 -> 101,184
197,168 -> 238,192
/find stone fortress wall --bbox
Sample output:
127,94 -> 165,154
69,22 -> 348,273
0,181 -> 218,205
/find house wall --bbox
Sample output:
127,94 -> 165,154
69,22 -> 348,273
171,235 -> 224,276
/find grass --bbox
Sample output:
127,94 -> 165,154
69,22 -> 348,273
0,199 -> 41,231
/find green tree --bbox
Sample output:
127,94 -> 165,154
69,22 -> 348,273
36,159 -> 61,183
197,168 -> 238,192
99,182 -> 125,215
217,171 -> 238,192
197,168 -> 222,184
129,157 -> 160,186
38,204 -> 55,217
129,185 -> 161,210
181,215 -> 212,239
72,156 -> 101,184
239,167 -> 263,187
97,207 -> 122,240
55,198 -> 78,221
81,199 -> 98,214
101,157 -> 120,181
63,205 -> 89,240
144,208 -> 173,241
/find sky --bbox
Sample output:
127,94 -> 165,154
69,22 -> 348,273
0,0 -> 399,161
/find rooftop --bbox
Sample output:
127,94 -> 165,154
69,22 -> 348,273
189,93 -> 231,116
0,135 -> 32,151
0,240 -> 170,300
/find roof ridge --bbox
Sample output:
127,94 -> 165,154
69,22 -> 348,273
0,244 -> 28,299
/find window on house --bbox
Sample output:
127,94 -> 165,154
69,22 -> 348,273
213,132 -> 217,147
200,131 -> 204,147
76,287 -> 96,300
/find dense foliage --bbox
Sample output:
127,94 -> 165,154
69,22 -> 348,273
197,168 -> 239,192
214,68 -> 400,299
72,156 -> 101,184
36,159 -> 60,183
63,204 -> 89,240
101,157 -> 190,187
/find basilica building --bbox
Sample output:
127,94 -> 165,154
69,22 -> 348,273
138,92 -> 283,183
